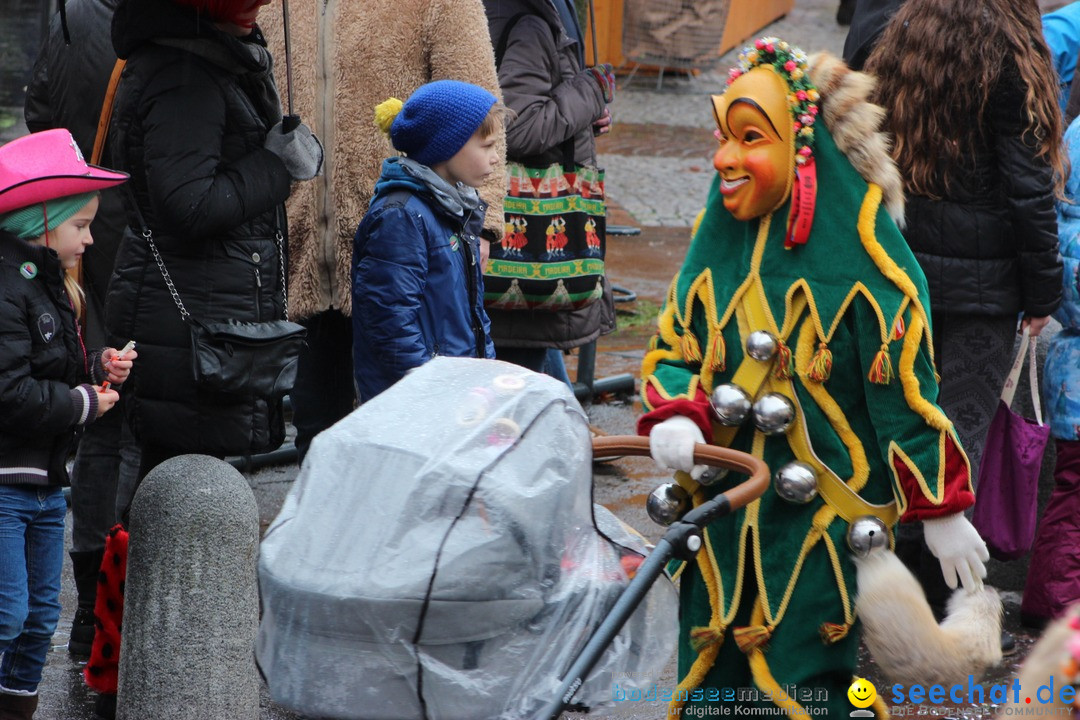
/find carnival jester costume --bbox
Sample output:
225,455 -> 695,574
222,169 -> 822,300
638,41 -> 989,718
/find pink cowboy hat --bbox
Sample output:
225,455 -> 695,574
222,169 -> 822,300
0,129 -> 128,216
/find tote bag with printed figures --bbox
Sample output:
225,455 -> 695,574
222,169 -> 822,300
484,158 -> 606,312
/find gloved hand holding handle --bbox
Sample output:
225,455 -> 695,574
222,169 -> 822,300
649,415 -> 708,480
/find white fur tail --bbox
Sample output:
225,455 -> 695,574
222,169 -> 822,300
855,550 -> 1002,687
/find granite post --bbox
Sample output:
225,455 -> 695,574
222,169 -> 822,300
117,454 -> 260,720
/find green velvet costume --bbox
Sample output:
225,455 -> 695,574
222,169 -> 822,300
638,66 -> 975,720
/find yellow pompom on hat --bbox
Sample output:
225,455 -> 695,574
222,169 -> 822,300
374,97 -> 403,135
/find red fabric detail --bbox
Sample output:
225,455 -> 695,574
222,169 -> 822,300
637,385 -> 713,439
83,524 -> 128,694
898,432 -> 975,521
785,160 -> 817,249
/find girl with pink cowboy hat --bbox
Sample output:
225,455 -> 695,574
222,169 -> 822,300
0,127 -> 134,720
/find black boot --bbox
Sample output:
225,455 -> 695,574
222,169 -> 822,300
0,692 -> 38,720
93,694 -> 116,720
68,550 -> 104,656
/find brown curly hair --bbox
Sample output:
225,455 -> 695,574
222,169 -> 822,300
866,0 -> 1065,198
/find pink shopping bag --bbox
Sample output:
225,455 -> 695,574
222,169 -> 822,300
972,327 -> 1051,561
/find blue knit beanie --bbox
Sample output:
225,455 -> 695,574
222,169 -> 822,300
379,80 -> 498,167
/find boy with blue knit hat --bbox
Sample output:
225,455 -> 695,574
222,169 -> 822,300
352,79 -> 504,401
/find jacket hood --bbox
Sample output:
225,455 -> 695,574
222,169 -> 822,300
483,0 -> 562,54
112,0 -> 266,64
372,159 -> 486,236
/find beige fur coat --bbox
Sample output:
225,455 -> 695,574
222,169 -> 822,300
261,0 -> 506,319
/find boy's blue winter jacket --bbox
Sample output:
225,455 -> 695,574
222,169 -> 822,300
352,158 -> 495,402
1045,119 -> 1080,441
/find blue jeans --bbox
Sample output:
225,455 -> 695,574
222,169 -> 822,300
0,485 -> 66,694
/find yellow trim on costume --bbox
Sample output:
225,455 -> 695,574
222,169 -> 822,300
898,315 -> 950,431
641,349 -> 684,399
821,531 -> 857,625
669,489 -> 754,719
887,440 -> 947,505
794,321 -> 871,494
641,373 -> 704,413
691,208 -> 707,239
857,184 -> 933,361
746,599 -> 811,717
758,504 -> 834,627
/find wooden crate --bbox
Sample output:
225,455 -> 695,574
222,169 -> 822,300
585,0 -> 794,70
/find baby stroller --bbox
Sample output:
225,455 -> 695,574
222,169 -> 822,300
255,358 -> 767,719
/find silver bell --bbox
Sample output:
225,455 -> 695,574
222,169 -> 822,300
773,461 -> 818,504
647,483 -> 691,526
746,330 -> 779,361
847,516 -> 889,557
752,393 -> 796,435
698,466 -> 729,487
710,383 -> 752,426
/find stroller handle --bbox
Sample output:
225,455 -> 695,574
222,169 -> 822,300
591,435 -> 769,513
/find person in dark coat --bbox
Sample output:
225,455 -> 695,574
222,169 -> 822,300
867,0 -> 1065,629
23,0 -> 141,658
481,0 -> 616,376
0,128 -> 131,720
104,0 -> 322,480
353,81 -> 500,402
841,0 -> 905,70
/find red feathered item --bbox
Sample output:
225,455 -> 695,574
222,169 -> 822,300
83,524 -> 128,694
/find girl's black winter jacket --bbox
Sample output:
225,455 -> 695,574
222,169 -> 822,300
902,59 -> 1063,319
105,0 -> 293,456
0,231 -> 97,486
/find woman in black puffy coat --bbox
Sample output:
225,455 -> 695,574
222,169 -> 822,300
106,0 -> 320,479
867,0 -> 1065,617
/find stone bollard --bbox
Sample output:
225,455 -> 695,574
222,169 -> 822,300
117,455 -> 260,720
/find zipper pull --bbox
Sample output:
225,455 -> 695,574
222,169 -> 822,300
254,269 -> 262,288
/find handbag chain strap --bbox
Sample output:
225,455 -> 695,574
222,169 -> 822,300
143,226 -> 290,323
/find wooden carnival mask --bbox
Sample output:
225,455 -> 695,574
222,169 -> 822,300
711,66 -> 796,222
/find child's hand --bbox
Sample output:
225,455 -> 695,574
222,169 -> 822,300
95,387 -> 120,417
101,346 -> 137,386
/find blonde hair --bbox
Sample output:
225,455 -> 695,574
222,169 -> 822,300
64,272 -> 84,320
476,103 -> 511,139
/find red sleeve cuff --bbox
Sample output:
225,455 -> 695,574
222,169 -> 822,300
897,431 -> 975,521
638,384 -> 713,439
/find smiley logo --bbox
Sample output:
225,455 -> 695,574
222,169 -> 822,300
848,677 -> 876,709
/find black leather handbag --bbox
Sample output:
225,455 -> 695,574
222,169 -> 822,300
143,225 -> 306,399
189,317 -> 306,398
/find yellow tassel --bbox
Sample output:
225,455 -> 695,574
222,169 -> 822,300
819,622 -> 850,644
867,344 -> 893,385
706,331 -> 726,372
774,339 -> 794,380
682,332 -> 703,364
689,624 -> 726,653
806,342 -> 832,382
374,97 -> 404,134
893,315 -> 905,340
733,624 -> 772,653
647,334 -> 659,352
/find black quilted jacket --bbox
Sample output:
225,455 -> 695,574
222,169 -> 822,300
901,58 -> 1063,319
105,0 -> 293,455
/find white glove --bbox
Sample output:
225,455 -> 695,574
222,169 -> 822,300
923,513 -> 990,591
649,415 -> 707,479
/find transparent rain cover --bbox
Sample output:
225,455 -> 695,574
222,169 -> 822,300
256,357 -> 677,719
